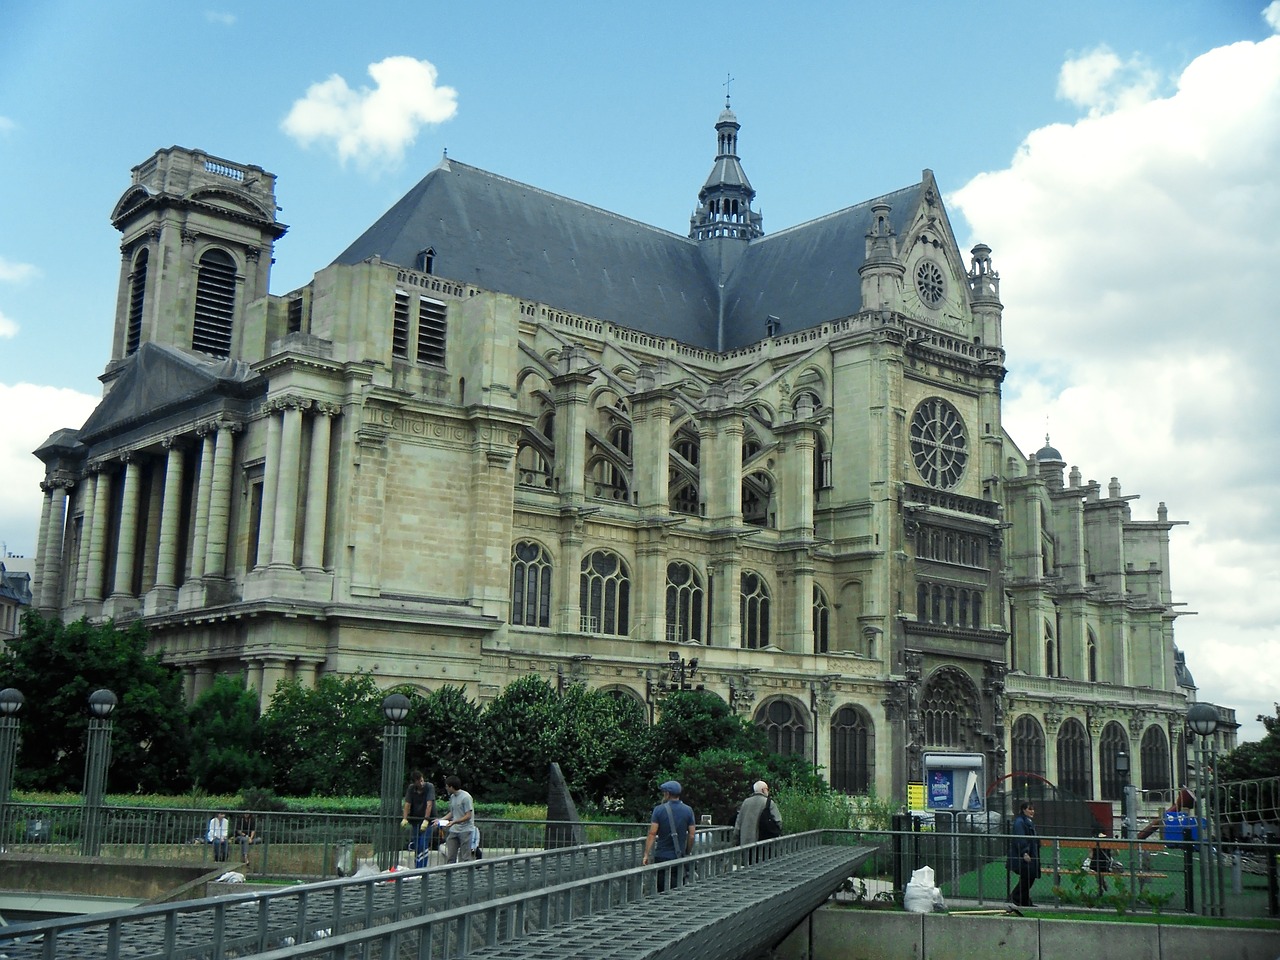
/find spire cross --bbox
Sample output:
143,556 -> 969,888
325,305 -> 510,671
723,73 -> 734,104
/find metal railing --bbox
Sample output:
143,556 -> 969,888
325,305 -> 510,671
0,803 -> 661,877
0,826 -> 739,959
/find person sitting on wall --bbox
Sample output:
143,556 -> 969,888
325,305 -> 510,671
208,812 -> 230,862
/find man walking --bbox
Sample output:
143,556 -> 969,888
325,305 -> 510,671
642,780 -> 696,891
732,780 -> 782,855
441,775 -> 476,864
1007,801 -> 1041,907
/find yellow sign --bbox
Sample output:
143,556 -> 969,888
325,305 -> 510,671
908,782 -> 925,810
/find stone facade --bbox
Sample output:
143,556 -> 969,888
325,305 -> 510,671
27,110 -> 1234,805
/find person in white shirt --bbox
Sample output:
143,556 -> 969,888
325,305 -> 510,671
207,812 -> 230,862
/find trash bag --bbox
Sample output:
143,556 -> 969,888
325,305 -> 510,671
903,865 -> 947,913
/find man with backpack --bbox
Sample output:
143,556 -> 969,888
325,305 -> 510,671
641,780 -> 697,891
733,780 -> 783,859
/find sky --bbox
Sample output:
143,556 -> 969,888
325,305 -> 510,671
1,1 -> 1277,744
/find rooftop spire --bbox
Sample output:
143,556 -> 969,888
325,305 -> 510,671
690,94 -> 763,241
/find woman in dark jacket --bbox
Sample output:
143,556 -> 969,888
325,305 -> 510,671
1007,801 -> 1041,906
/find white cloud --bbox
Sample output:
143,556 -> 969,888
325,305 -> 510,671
0,383 -> 99,557
0,256 -> 38,283
1266,2 -> 1280,32
1057,46 -> 1161,115
0,309 -> 17,338
0,116 -> 14,135
204,10 -> 236,26
281,56 -> 458,167
952,29 -> 1280,745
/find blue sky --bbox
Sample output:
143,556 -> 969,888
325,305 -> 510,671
2,1 -> 1278,742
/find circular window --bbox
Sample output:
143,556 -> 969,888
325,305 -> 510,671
910,398 -> 968,489
915,261 -> 945,306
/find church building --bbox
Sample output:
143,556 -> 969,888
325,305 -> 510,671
29,101 -> 1232,805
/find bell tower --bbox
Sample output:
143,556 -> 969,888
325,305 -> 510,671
689,98 -> 763,242
106,147 -> 287,380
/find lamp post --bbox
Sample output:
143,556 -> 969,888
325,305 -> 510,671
378,693 -> 410,870
81,688 -> 117,857
1186,702 -> 1222,917
666,651 -> 701,692
1115,749 -> 1130,838
0,688 -> 24,845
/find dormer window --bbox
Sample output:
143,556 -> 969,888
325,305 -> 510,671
416,247 -> 436,274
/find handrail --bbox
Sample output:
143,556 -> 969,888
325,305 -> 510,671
0,826 -> 734,959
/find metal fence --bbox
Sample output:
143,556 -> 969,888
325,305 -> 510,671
0,803 -> 664,877
0,829 -> 862,960
846,823 -> 1280,919
0,825 -> 744,959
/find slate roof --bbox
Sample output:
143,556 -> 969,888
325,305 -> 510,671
335,157 -> 924,353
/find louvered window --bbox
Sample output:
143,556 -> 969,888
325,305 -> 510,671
417,297 -> 447,365
126,249 -> 148,355
191,249 -> 237,358
287,297 -> 303,333
392,291 -> 410,359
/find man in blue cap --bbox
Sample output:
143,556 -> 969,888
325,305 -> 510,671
642,780 -> 697,891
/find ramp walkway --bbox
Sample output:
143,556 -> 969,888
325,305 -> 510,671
0,831 -> 873,959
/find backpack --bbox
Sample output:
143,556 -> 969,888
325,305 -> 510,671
757,802 -> 782,840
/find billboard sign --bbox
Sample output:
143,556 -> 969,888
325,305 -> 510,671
922,752 -> 986,812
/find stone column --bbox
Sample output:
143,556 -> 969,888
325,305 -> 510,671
110,455 -> 142,598
189,430 -> 216,580
38,480 -> 71,610
301,406 -> 336,570
260,658 -> 291,705
33,484 -> 52,596
85,467 -> 112,601
551,345 -> 595,505
203,422 -> 237,577
74,469 -> 98,601
153,439 -> 186,591
257,406 -> 282,569
139,461 -> 163,594
270,398 -> 307,568
558,517 -> 586,634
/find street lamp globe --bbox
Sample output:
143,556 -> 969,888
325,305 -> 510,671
1115,749 -> 1129,776
382,693 -> 410,723
87,689 -> 118,718
0,688 -> 23,716
1186,702 -> 1219,738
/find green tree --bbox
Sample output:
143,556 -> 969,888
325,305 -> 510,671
0,611 -> 190,792
646,690 -> 766,774
475,675 -> 561,802
259,672 -> 395,796
188,675 -> 270,793
405,684 -> 483,791
1219,704 -> 1280,782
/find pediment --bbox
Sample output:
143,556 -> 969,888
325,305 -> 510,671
79,343 -> 256,442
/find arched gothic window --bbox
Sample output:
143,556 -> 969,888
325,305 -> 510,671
742,471 -> 774,527
920,668 -> 979,749
831,706 -> 873,794
1087,629 -> 1099,682
510,541 -> 553,628
1044,621 -> 1056,677
126,248 -> 148,355
757,698 -> 807,757
1011,715 -> 1046,778
813,585 -> 830,653
670,423 -> 700,515
192,248 -> 237,358
1141,726 -> 1172,794
665,561 -> 704,644
1057,718 -> 1092,799
740,571 -> 771,649
579,550 -> 630,636
1099,721 -> 1128,801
